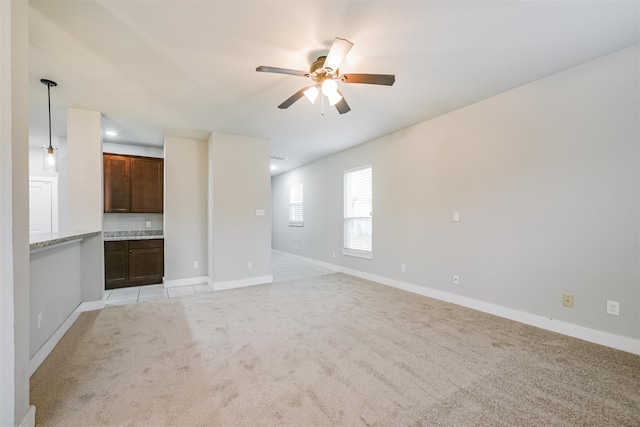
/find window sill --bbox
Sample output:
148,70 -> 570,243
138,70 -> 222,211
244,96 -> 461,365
288,222 -> 304,227
342,249 -> 372,259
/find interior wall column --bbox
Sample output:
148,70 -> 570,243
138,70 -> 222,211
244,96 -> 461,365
0,0 -> 34,425
67,108 -> 102,231
208,131 -> 272,288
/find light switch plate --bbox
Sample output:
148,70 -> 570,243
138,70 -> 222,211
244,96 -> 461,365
453,212 -> 460,222
256,209 -> 265,216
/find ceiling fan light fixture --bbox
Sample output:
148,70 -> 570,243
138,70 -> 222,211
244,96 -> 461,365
327,91 -> 343,106
321,79 -> 338,96
256,36 -> 394,115
303,86 -> 319,104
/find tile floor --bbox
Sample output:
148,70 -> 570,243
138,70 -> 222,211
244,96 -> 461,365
104,251 -> 335,306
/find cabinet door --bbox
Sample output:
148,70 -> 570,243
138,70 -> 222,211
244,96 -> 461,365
105,241 -> 129,289
131,157 -> 163,213
104,155 -> 131,213
128,240 -> 164,283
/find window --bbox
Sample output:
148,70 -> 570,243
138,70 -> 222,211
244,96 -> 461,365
344,166 -> 372,258
289,183 -> 304,227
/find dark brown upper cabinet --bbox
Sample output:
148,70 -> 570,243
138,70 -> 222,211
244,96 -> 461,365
104,154 -> 131,213
130,157 -> 163,213
104,153 -> 164,213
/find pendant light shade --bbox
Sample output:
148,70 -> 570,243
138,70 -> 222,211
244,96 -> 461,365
303,86 -> 319,104
41,78 -> 58,172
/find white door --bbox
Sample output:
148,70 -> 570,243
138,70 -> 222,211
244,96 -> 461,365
29,177 -> 58,235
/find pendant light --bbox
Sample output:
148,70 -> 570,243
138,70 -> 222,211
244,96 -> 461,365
41,78 -> 58,172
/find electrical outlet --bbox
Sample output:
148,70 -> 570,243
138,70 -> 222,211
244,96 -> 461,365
401,264 -> 406,272
193,261 -> 199,269
332,252 -> 336,258
37,312 -> 43,329
606,300 -> 620,316
146,221 -> 151,228
562,294 -> 574,308
453,212 -> 460,222
453,275 -> 459,284
247,261 -> 253,270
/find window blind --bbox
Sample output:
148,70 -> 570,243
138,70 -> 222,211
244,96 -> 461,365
289,183 -> 303,224
344,166 -> 372,255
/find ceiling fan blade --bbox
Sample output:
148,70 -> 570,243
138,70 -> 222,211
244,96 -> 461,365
256,66 -> 308,78
277,86 -> 310,109
323,37 -> 353,73
341,73 -> 396,86
334,92 -> 351,115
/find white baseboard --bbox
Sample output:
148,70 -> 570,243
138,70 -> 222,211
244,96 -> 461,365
163,276 -> 210,288
29,298 -> 104,377
80,299 -> 105,312
272,250 -> 640,355
213,275 -> 273,291
272,249 -> 342,272
18,405 -> 36,427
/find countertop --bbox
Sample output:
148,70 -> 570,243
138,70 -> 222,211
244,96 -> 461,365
103,230 -> 164,241
30,230 -> 102,252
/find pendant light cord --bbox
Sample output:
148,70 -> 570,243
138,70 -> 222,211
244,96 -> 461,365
47,83 -> 52,150
40,79 -> 57,151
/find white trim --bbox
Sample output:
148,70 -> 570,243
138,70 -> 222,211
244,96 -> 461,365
362,272 -> 640,355
213,275 -> 273,291
343,164 -> 372,175
272,249 -> 340,272
271,250 -> 640,355
28,299 -> 104,377
342,248 -> 372,259
163,276 -> 210,288
17,405 -> 35,427
80,299 -> 105,312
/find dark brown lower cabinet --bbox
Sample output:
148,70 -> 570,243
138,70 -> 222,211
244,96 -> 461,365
105,239 -> 164,290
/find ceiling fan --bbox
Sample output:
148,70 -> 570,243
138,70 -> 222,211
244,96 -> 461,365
256,37 -> 395,114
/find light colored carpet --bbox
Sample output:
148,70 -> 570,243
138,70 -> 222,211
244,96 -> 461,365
31,273 -> 640,426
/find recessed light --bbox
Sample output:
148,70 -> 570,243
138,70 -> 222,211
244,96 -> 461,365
270,164 -> 277,170
105,130 -> 118,136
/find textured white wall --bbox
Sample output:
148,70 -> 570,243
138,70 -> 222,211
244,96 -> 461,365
164,136 -> 208,282
272,46 -> 639,342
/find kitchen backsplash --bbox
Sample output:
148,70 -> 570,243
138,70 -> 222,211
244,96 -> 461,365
102,213 -> 163,232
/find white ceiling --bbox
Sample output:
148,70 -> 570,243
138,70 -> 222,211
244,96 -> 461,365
28,1 -> 639,174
